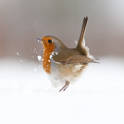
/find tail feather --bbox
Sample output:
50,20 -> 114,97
77,16 -> 88,56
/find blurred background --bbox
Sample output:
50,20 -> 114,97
0,0 -> 124,59
0,1 -> 124,124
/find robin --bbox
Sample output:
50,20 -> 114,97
40,17 -> 97,92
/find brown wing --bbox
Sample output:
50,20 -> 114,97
52,48 -> 81,63
53,53 -> 93,65
65,55 -> 92,64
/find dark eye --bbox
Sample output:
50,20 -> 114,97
48,39 -> 52,43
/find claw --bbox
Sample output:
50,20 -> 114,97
59,81 -> 70,92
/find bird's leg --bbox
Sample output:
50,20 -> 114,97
59,80 -> 70,92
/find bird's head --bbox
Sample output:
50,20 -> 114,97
41,35 -> 67,53
40,35 -> 67,73
41,36 -> 55,53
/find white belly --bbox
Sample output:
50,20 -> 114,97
48,63 -> 87,87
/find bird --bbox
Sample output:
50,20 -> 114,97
40,17 -> 97,92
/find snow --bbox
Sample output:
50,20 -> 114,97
0,57 -> 124,124
16,52 -> 20,56
37,55 -> 42,61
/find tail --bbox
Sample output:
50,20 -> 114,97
77,16 -> 88,56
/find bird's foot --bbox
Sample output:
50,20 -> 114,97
59,81 -> 70,92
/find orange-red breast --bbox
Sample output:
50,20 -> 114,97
40,17 -> 97,92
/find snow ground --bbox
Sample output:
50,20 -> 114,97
0,57 -> 124,124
